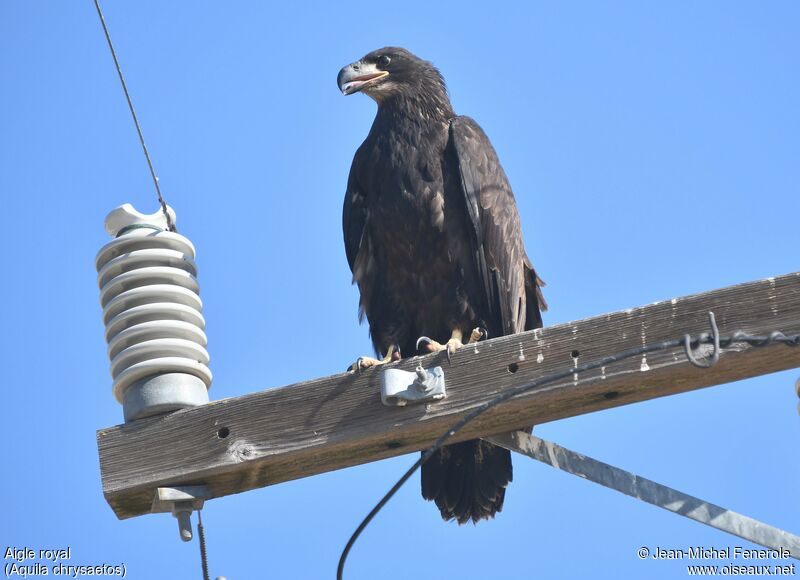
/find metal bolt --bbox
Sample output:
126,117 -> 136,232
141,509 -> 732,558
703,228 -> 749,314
415,365 -> 434,393
172,501 -> 194,542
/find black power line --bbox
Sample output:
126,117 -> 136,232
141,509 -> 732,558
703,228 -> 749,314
92,0 -> 176,232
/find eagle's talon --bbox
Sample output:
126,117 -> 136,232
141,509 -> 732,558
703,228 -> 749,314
416,336 -> 438,352
445,338 -> 463,363
348,356 -> 375,372
468,327 -> 488,344
347,345 -> 401,372
416,335 -> 464,361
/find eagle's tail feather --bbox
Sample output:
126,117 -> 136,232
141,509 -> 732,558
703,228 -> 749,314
421,439 -> 512,524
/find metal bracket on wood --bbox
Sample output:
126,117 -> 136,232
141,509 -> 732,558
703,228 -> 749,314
380,365 -> 446,406
485,431 -> 800,559
151,485 -> 211,542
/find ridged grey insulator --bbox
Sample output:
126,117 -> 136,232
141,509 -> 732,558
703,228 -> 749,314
96,204 -> 211,421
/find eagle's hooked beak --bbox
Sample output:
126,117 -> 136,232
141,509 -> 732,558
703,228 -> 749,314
337,61 -> 389,95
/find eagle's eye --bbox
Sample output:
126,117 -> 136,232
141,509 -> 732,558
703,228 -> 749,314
377,55 -> 391,68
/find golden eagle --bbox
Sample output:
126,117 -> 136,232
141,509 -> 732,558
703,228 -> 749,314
338,47 -> 545,524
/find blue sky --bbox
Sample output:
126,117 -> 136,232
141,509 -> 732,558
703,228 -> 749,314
2,1 -> 799,578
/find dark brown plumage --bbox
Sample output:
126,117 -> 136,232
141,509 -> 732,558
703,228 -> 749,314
338,47 -> 545,524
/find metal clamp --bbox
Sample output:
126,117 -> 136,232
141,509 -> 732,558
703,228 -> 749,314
684,311 -> 721,368
795,377 -> 800,416
151,485 -> 211,541
381,365 -> 446,406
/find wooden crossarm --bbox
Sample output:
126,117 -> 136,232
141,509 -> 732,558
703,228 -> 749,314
97,271 -> 800,519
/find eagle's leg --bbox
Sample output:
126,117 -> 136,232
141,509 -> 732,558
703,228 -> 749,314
348,344 -> 401,372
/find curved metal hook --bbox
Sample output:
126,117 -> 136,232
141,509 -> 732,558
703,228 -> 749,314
684,311 -> 720,368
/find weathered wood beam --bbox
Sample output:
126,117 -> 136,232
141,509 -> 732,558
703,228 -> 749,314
98,271 -> 800,519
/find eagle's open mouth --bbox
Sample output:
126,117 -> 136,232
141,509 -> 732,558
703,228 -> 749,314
340,71 -> 389,95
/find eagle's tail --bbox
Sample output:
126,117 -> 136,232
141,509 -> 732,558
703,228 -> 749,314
421,439 -> 512,524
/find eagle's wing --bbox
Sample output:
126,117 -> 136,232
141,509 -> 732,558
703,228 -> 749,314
342,151 -> 375,323
342,160 -> 365,274
449,116 -> 545,335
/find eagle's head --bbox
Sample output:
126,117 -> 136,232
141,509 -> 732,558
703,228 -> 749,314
337,47 -> 448,106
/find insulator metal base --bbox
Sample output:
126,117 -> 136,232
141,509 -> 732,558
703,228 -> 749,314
122,373 -> 209,422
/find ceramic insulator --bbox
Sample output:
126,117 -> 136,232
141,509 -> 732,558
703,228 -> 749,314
96,204 -> 211,420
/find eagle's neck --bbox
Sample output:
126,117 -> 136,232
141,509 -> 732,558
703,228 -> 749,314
375,85 -> 454,130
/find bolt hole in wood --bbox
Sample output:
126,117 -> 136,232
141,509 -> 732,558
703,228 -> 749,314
217,427 -> 230,439
507,362 -> 519,373
571,350 -> 580,358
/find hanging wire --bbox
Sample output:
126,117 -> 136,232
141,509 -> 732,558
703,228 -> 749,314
92,0 -> 176,232
336,312 -> 800,579
197,511 -> 210,580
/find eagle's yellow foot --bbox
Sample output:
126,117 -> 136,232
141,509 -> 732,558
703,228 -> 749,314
416,335 -> 462,356
467,327 -> 488,344
348,344 -> 401,372
417,328 -> 488,361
